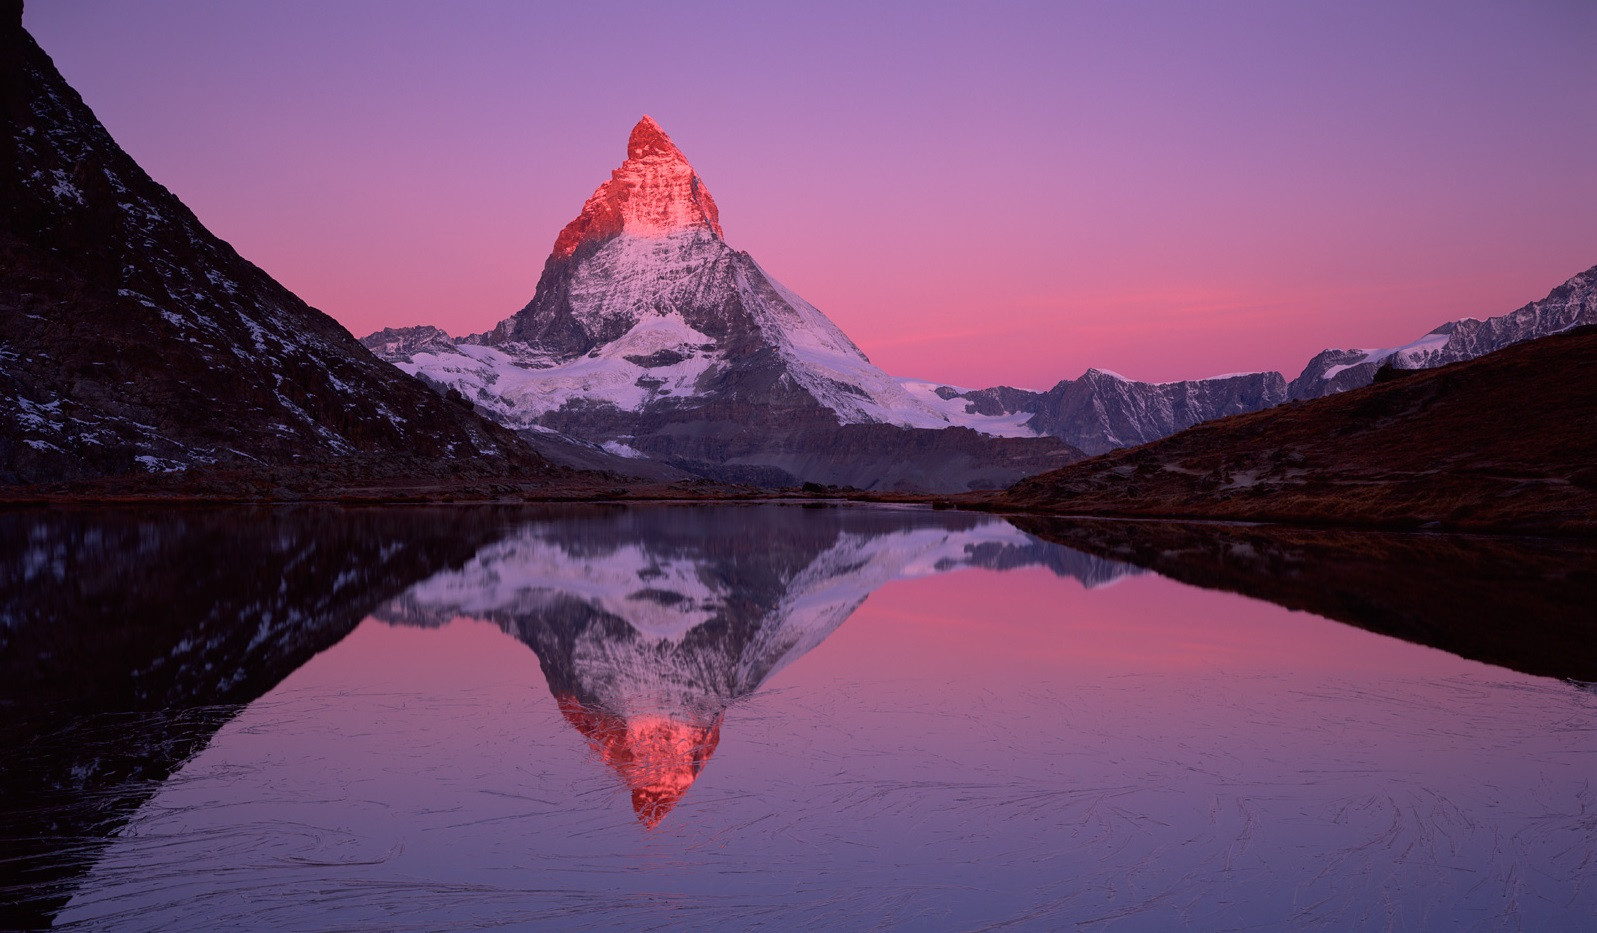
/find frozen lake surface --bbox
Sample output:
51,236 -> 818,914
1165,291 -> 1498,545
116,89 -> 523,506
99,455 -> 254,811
2,504 -> 1593,930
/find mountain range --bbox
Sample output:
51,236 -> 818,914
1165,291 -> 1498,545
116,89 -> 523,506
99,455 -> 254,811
3,0 -> 1592,499
367,116 -> 1595,480
997,325 -> 1597,534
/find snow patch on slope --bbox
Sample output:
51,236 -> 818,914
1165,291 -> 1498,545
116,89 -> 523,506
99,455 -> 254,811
741,260 -> 1037,436
397,311 -> 717,426
1320,330 -> 1453,380
895,379 -> 1038,437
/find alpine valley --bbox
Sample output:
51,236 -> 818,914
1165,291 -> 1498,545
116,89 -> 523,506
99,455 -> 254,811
367,117 -> 1597,487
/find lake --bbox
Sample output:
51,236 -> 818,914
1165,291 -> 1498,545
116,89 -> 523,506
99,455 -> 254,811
2,504 -> 1593,931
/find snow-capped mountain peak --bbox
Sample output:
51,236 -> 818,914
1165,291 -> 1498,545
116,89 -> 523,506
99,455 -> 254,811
364,117 -> 1084,489
551,115 -> 724,259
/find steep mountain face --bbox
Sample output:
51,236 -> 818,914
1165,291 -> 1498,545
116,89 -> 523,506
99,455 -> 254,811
0,11 -> 547,486
998,327 -> 1597,534
1021,369 -> 1288,456
1287,265 -> 1597,399
376,505 -> 1136,826
367,117 -> 1079,491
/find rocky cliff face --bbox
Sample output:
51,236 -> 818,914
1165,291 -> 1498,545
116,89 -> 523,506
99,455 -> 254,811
1022,369 -> 1288,456
366,117 -> 1080,491
0,12 -> 547,485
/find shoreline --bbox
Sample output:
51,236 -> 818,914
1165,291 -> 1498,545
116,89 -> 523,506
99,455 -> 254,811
3,484 -> 1593,539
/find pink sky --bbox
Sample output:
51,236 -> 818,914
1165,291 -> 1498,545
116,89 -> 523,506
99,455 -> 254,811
25,1 -> 1597,388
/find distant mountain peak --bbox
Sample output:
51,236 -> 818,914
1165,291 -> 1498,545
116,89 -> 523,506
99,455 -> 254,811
551,115 -> 723,259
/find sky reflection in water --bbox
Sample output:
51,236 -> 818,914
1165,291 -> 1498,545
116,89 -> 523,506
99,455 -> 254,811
4,505 -> 1591,931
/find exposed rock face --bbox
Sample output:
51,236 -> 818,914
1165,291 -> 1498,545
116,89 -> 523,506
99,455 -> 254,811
359,325 -> 459,359
1023,370 -> 1288,456
367,117 -> 1079,491
549,115 -> 723,261
1287,265 -> 1597,400
0,15 -> 547,485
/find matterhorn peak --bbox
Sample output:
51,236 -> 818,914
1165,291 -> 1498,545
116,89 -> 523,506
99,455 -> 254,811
551,115 -> 724,258
627,114 -> 684,161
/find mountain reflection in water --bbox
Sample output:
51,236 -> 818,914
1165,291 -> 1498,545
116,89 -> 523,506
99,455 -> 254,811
371,505 -> 1136,826
1,504 -> 1592,931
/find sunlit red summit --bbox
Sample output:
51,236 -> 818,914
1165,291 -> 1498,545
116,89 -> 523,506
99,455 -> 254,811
552,116 -> 723,259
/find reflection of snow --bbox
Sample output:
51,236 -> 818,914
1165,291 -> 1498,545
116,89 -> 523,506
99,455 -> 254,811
373,506 -> 1141,829
384,508 -> 1134,648
377,507 -> 1138,723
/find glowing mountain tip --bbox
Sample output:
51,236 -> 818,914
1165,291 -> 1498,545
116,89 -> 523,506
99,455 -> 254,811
551,115 -> 724,259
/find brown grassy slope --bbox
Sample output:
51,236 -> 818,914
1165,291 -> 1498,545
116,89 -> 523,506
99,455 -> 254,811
996,328 -> 1597,534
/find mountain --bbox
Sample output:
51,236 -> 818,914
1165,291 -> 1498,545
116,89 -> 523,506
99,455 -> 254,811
375,504 -> 1137,826
1286,264 -> 1597,399
0,8 -> 551,487
1020,369 -> 1288,456
926,265 -> 1596,456
995,327 -> 1597,534
366,117 -> 1081,492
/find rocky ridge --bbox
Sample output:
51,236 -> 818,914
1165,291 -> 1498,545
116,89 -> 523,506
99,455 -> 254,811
0,9 -> 553,487
929,265 -> 1595,455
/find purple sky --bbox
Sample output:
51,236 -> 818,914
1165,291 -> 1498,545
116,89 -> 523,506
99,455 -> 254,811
25,0 -> 1597,388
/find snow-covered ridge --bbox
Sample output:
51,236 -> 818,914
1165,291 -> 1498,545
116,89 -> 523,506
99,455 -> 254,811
377,226 -> 1041,438
1286,267 -> 1596,400
1318,331 -> 1453,380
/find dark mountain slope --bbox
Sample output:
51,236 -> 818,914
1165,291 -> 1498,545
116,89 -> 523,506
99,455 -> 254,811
0,6 -> 549,486
997,328 -> 1597,534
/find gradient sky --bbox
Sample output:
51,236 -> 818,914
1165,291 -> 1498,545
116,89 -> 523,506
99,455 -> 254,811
24,1 -> 1597,388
